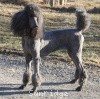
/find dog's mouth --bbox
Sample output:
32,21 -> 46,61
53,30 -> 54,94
28,11 -> 36,17
29,17 -> 38,29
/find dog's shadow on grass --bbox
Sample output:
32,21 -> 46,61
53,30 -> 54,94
0,82 -> 76,95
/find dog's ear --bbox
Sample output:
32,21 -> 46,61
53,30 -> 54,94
11,10 -> 29,37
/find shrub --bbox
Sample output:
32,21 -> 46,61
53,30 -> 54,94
88,7 -> 100,14
51,6 -> 76,13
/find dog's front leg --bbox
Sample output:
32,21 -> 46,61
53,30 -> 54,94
19,53 -> 32,89
31,38 -> 41,93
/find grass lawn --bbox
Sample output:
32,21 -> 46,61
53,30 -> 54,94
0,3 -> 100,66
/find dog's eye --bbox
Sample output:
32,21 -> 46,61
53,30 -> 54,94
30,7 -> 33,10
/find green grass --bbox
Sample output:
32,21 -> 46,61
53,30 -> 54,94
0,3 -> 100,65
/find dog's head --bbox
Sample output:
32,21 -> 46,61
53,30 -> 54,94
11,3 -> 43,38
25,4 -> 40,29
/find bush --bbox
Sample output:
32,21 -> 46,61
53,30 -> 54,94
88,7 -> 100,14
51,6 -> 76,13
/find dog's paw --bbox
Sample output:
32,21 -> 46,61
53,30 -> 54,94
18,85 -> 26,90
29,87 -> 37,93
76,86 -> 82,91
70,79 -> 77,84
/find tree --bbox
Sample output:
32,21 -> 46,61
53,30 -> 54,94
43,0 -> 67,7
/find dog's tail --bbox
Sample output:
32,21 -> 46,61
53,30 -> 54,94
76,8 -> 91,32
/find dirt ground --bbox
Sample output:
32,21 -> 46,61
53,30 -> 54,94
0,54 -> 100,99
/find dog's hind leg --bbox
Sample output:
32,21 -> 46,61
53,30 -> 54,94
19,54 -> 32,89
68,49 -> 87,91
70,68 -> 79,84
67,35 -> 87,91
67,49 -> 80,83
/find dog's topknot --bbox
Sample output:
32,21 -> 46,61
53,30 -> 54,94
25,4 -> 41,17
76,7 -> 91,32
